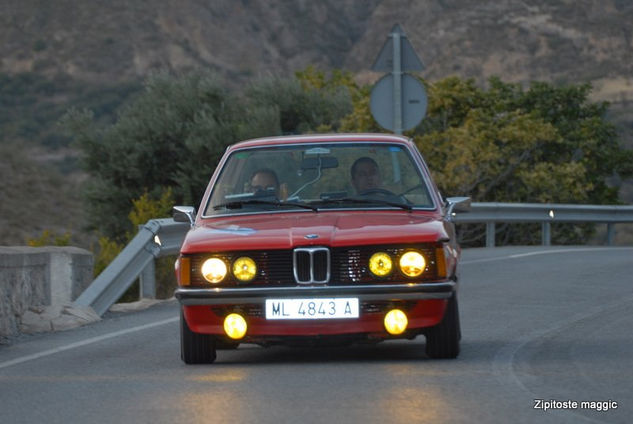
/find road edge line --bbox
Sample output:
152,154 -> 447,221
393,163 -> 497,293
0,316 -> 178,370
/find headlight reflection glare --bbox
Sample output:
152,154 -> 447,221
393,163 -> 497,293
201,258 -> 227,283
399,251 -> 426,277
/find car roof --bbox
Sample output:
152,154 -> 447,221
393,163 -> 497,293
227,133 -> 412,151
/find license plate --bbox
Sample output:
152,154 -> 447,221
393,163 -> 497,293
265,298 -> 359,320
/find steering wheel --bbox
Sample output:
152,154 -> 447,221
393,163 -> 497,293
398,183 -> 424,196
359,188 -> 396,197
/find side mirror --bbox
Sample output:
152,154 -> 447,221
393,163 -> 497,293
173,206 -> 196,226
445,197 -> 471,221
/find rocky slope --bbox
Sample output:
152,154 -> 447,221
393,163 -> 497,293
3,0 -> 632,101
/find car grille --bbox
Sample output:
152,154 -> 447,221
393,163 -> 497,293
189,250 -> 294,287
294,247 -> 330,284
330,245 -> 439,285
186,244 -> 440,287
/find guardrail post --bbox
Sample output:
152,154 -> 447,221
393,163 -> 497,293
606,223 -> 616,246
486,222 -> 495,247
139,259 -> 156,299
542,222 -> 551,246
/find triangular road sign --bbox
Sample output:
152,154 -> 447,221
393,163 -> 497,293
371,24 -> 424,72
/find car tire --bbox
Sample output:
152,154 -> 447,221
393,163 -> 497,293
424,294 -> 461,359
180,309 -> 217,364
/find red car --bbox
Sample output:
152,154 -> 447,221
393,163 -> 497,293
174,133 -> 470,363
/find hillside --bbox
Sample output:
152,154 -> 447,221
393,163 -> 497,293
1,0 -> 632,245
3,1 -> 632,101
0,143 -> 87,245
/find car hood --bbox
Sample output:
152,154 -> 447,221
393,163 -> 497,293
181,211 -> 448,253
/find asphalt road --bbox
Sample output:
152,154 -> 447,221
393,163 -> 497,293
1,246 -> 632,424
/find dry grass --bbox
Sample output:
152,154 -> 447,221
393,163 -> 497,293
0,143 -> 91,247
592,223 -> 633,246
590,77 -> 633,103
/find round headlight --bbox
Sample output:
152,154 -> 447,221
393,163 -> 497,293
224,313 -> 247,340
369,252 -> 393,277
384,309 -> 408,335
232,257 -> 257,282
399,251 -> 426,277
201,257 -> 227,283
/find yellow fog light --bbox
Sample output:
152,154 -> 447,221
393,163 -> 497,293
223,313 -> 247,340
369,252 -> 393,277
232,257 -> 257,282
399,251 -> 426,278
384,309 -> 408,335
201,258 -> 227,283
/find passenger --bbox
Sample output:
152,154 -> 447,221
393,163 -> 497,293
351,157 -> 382,194
249,168 -> 280,196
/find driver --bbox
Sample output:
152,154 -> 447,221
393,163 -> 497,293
351,157 -> 382,194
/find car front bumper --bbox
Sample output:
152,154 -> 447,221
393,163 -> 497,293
175,281 -> 456,305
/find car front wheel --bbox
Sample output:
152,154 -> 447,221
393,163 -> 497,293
180,309 -> 217,364
424,294 -> 461,359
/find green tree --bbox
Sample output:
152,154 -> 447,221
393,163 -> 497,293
64,70 -> 352,242
416,76 -> 633,205
321,74 -> 632,245
248,67 -> 353,134
415,77 -> 633,244
65,69 -> 631,246
27,230 -> 72,247
63,72 -> 271,240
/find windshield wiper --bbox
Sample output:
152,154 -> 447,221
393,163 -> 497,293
213,199 -> 318,211
315,197 -> 412,211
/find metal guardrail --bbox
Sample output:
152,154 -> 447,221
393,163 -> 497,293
453,203 -> 633,247
73,219 -> 189,316
74,203 -> 633,316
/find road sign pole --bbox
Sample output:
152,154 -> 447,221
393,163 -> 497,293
370,24 -> 426,133
392,31 -> 403,135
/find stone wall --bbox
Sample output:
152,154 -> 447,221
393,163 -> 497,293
0,246 -> 95,341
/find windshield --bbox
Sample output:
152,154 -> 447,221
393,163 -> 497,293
204,142 -> 435,216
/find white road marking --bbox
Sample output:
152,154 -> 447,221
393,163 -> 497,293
0,316 -> 178,370
492,295 -> 633,424
461,246 -> 633,265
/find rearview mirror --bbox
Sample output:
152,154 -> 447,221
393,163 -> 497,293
300,156 -> 339,170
